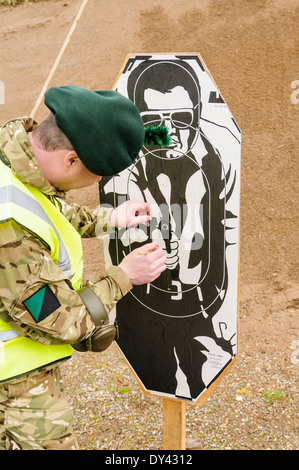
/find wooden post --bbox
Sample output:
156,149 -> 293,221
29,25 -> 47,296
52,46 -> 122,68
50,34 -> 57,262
163,399 -> 186,450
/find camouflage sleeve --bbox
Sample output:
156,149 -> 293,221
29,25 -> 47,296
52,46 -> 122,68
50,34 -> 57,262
82,265 -> 133,313
0,220 -> 131,346
58,198 -> 115,238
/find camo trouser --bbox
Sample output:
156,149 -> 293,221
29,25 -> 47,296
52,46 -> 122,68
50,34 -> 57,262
0,366 -> 78,450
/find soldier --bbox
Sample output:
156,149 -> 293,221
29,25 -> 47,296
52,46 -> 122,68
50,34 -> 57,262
0,86 -> 167,450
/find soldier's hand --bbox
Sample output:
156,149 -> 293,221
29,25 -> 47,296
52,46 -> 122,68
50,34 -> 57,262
110,201 -> 151,228
119,242 -> 167,285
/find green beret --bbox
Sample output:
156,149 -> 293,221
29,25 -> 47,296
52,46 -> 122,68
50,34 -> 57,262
44,85 -> 145,176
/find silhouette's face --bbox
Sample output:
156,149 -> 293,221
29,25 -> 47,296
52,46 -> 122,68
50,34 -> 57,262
141,86 -> 198,158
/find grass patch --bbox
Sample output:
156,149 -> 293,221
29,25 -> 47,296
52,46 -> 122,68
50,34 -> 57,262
1,0 -> 45,6
263,389 -> 285,402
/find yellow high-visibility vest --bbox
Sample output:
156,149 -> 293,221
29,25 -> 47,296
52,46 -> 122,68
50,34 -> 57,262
0,158 -> 84,382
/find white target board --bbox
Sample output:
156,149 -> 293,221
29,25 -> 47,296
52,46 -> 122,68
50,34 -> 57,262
99,54 -> 241,404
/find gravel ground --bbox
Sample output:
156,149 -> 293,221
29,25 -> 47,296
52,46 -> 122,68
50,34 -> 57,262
61,289 -> 298,451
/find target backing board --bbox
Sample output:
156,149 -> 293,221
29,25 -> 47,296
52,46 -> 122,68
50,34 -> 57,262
99,53 -> 241,404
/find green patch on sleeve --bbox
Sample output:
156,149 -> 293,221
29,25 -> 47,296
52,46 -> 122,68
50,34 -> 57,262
23,285 -> 61,323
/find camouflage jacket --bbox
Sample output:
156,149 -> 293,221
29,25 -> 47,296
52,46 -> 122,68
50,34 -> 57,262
0,117 -> 132,347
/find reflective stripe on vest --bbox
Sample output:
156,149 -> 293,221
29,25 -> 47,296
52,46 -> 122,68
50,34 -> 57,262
0,160 -> 83,382
0,184 -> 73,278
0,329 -> 20,342
0,161 -> 83,288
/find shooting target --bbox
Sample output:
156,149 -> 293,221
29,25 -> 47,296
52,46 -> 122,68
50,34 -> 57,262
99,54 -> 241,403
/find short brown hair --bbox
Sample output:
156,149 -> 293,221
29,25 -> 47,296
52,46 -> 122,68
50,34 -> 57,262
32,112 -> 74,151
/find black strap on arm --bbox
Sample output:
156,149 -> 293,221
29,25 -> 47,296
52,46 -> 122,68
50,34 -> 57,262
72,287 -> 118,353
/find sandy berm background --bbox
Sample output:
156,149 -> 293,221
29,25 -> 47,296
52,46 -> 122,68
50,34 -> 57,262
0,0 -> 298,450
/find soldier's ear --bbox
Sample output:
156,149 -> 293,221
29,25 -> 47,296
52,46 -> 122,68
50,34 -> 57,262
64,151 -> 79,169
